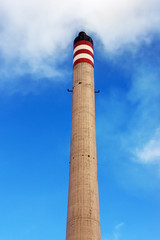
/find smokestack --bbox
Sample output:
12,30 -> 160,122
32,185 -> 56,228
66,32 -> 101,240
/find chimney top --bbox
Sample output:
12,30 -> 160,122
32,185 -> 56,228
74,31 -> 93,46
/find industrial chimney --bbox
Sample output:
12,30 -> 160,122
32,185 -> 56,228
66,32 -> 101,240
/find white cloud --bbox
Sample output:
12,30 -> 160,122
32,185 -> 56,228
102,222 -> 124,240
113,222 -> 124,240
115,222 -> 124,230
134,128 -> 160,164
96,63 -> 160,191
0,0 -> 160,82
126,68 -> 160,166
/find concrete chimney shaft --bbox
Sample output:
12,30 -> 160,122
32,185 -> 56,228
66,32 -> 101,240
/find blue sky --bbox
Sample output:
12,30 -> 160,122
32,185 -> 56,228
0,1 -> 160,240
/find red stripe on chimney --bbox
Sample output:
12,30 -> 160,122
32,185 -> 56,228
74,40 -> 93,49
73,58 -> 94,68
73,49 -> 94,59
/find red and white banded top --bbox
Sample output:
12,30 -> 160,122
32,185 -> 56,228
73,32 -> 94,68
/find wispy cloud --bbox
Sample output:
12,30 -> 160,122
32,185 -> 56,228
127,67 -> 160,165
113,222 -> 124,240
0,0 -> 160,85
115,222 -> 124,230
102,222 -> 124,240
96,51 -> 160,191
134,128 -> 160,164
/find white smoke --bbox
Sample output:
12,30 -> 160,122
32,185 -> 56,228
0,0 -> 160,81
